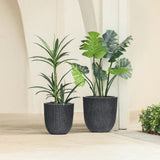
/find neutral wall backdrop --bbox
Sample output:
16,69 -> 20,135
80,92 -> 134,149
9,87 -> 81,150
1,0 -> 160,116
0,0 -> 28,113
127,0 -> 160,111
0,0 -> 102,113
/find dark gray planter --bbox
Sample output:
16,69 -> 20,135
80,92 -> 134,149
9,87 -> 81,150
44,102 -> 74,135
83,96 -> 117,132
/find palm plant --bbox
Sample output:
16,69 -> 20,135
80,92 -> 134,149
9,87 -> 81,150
70,30 -> 133,97
30,35 -> 79,104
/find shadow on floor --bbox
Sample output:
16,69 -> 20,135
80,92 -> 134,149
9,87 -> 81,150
113,129 -> 160,145
0,114 -> 88,135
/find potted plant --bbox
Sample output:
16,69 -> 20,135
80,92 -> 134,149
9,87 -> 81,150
70,30 -> 133,132
139,104 -> 160,135
31,35 -> 80,134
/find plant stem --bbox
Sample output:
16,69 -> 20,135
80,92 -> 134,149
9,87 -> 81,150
102,81 -> 104,97
107,75 -> 117,93
54,65 -> 58,103
99,59 -> 102,97
93,57 -> 101,96
83,74 -> 96,96
105,62 -> 113,96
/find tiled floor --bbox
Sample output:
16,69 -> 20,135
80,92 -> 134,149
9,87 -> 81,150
0,113 -> 160,160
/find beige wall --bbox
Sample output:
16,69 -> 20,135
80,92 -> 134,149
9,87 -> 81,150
18,0 -> 101,113
18,0 -> 58,113
0,0 -> 102,113
0,0 -> 28,113
2,0 -> 159,117
127,0 -> 160,111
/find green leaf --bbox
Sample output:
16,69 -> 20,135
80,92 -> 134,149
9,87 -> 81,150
57,69 -> 71,87
30,56 -> 53,63
53,38 -> 59,57
36,36 -> 53,58
80,31 -> 107,59
58,35 -> 69,48
57,83 -> 72,93
59,84 -> 65,103
109,51 -> 123,63
56,52 -> 69,61
101,30 -> 133,62
108,58 -> 132,79
40,73 -> 54,87
65,96 -> 79,103
34,42 -> 52,57
56,58 -> 77,66
139,104 -> 160,134
30,86 -> 52,91
70,64 -> 86,87
92,62 -> 107,81
108,67 -> 130,75
101,30 -> 118,58
64,83 -> 81,103
109,35 -> 133,62
57,39 -> 74,57
35,90 -> 54,96
31,59 -> 53,67
71,63 -> 89,74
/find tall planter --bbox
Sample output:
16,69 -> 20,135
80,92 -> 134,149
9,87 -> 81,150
83,96 -> 117,132
44,102 -> 74,134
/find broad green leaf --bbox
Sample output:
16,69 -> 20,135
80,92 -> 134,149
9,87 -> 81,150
71,63 -> 89,74
94,51 -> 107,59
108,58 -> 132,79
92,62 -> 107,81
101,30 -> 133,62
101,30 -> 118,58
109,35 -> 133,62
80,31 -> 107,59
108,67 -> 130,75
70,64 -> 85,87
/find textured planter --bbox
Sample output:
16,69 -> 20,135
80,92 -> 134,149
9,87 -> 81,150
83,96 -> 117,132
44,102 -> 74,134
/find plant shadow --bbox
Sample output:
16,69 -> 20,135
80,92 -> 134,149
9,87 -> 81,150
0,114 -> 89,135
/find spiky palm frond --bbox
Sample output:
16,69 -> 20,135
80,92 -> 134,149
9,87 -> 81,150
31,35 -> 74,67
30,35 -> 79,104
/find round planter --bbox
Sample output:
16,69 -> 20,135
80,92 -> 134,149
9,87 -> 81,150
83,96 -> 117,132
44,102 -> 74,134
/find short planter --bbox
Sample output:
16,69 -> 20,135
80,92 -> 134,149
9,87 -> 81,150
44,102 -> 74,134
83,96 -> 117,132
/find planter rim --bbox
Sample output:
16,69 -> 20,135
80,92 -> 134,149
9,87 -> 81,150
83,96 -> 117,100
44,102 -> 73,106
